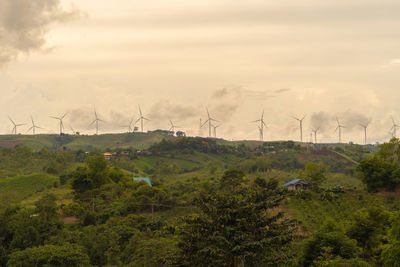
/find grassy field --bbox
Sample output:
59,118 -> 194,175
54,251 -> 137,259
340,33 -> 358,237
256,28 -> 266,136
0,173 -> 59,207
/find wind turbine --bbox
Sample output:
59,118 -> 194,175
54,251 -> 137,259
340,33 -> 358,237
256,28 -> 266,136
90,109 -> 104,135
50,113 -> 67,135
251,110 -> 267,141
27,116 -> 43,134
201,107 -> 219,137
70,125 -> 77,135
212,124 -> 222,138
391,116 -> 399,138
135,105 -> 150,132
359,120 -> 371,145
8,116 -> 25,135
292,115 -> 306,142
169,120 -> 180,133
335,117 -> 345,144
311,127 -> 320,144
123,118 -> 135,133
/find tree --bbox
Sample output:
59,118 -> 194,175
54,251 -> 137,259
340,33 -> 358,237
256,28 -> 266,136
357,156 -> 400,192
298,162 -> 326,186
380,212 -> 400,266
176,170 -> 296,266
71,154 -> 111,195
302,219 -> 360,266
377,138 -> 400,163
347,206 -> 390,259
381,242 -> 400,267
7,244 -> 91,267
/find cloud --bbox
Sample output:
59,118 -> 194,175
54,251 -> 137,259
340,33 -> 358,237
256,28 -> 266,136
310,111 -> 333,133
148,101 -> 199,123
309,110 -> 370,134
389,58 -> 400,65
0,0 -> 78,65
337,110 -> 371,131
210,103 -> 240,122
274,88 -> 291,94
212,88 -> 230,98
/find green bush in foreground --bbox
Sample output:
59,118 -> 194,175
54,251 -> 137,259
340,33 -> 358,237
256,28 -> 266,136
7,244 -> 91,267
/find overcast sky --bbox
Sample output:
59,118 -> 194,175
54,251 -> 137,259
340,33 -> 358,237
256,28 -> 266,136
1,0 -> 400,143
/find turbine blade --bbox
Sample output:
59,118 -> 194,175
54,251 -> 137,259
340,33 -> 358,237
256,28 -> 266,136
61,112 -> 68,119
292,116 -> 300,121
8,116 -> 15,125
138,105 -> 142,116
201,120 -> 209,127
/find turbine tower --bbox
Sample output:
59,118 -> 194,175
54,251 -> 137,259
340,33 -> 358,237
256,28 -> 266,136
311,127 -> 320,144
335,117 -> 345,144
292,115 -> 306,142
8,116 -> 25,135
252,110 -> 267,141
201,108 -> 219,137
50,113 -> 67,135
391,116 -> 399,138
136,105 -> 150,132
359,120 -> 371,145
27,116 -> 43,134
90,109 -> 104,135
212,124 -> 222,138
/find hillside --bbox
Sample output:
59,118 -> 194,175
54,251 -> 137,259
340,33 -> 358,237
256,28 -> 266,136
1,135 -> 398,266
0,132 -> 172,151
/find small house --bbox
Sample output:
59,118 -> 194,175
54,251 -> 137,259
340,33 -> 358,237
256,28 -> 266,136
283,179 -> 312,191
133,177 -> 152,187
103,152 -> 113,160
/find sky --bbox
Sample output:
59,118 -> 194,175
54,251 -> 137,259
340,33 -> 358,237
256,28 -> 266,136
1,0 -> 400,143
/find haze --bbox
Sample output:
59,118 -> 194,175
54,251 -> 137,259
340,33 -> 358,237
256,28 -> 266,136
1,0 -> 400,144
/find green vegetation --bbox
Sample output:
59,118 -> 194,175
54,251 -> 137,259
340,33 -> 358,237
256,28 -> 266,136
176,170 -> 296,266
0,173 -> 58,207
0,135 -> 399,266
0,132 -> 170,151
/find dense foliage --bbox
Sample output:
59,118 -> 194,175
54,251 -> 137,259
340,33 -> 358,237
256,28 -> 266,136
357,138 -> 400,192
176,170 -> 296,266
1,136 -> 399,266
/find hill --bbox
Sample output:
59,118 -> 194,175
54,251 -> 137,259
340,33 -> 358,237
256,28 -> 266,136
0,132 -> 172,151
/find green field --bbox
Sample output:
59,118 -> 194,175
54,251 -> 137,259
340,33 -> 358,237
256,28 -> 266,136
0,173 -> 59,207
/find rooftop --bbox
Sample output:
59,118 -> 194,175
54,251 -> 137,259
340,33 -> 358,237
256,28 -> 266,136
283,179 -> 312,187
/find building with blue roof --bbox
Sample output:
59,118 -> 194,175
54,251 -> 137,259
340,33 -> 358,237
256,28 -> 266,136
133,177 -> 152,187
283,179 -> 312,191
